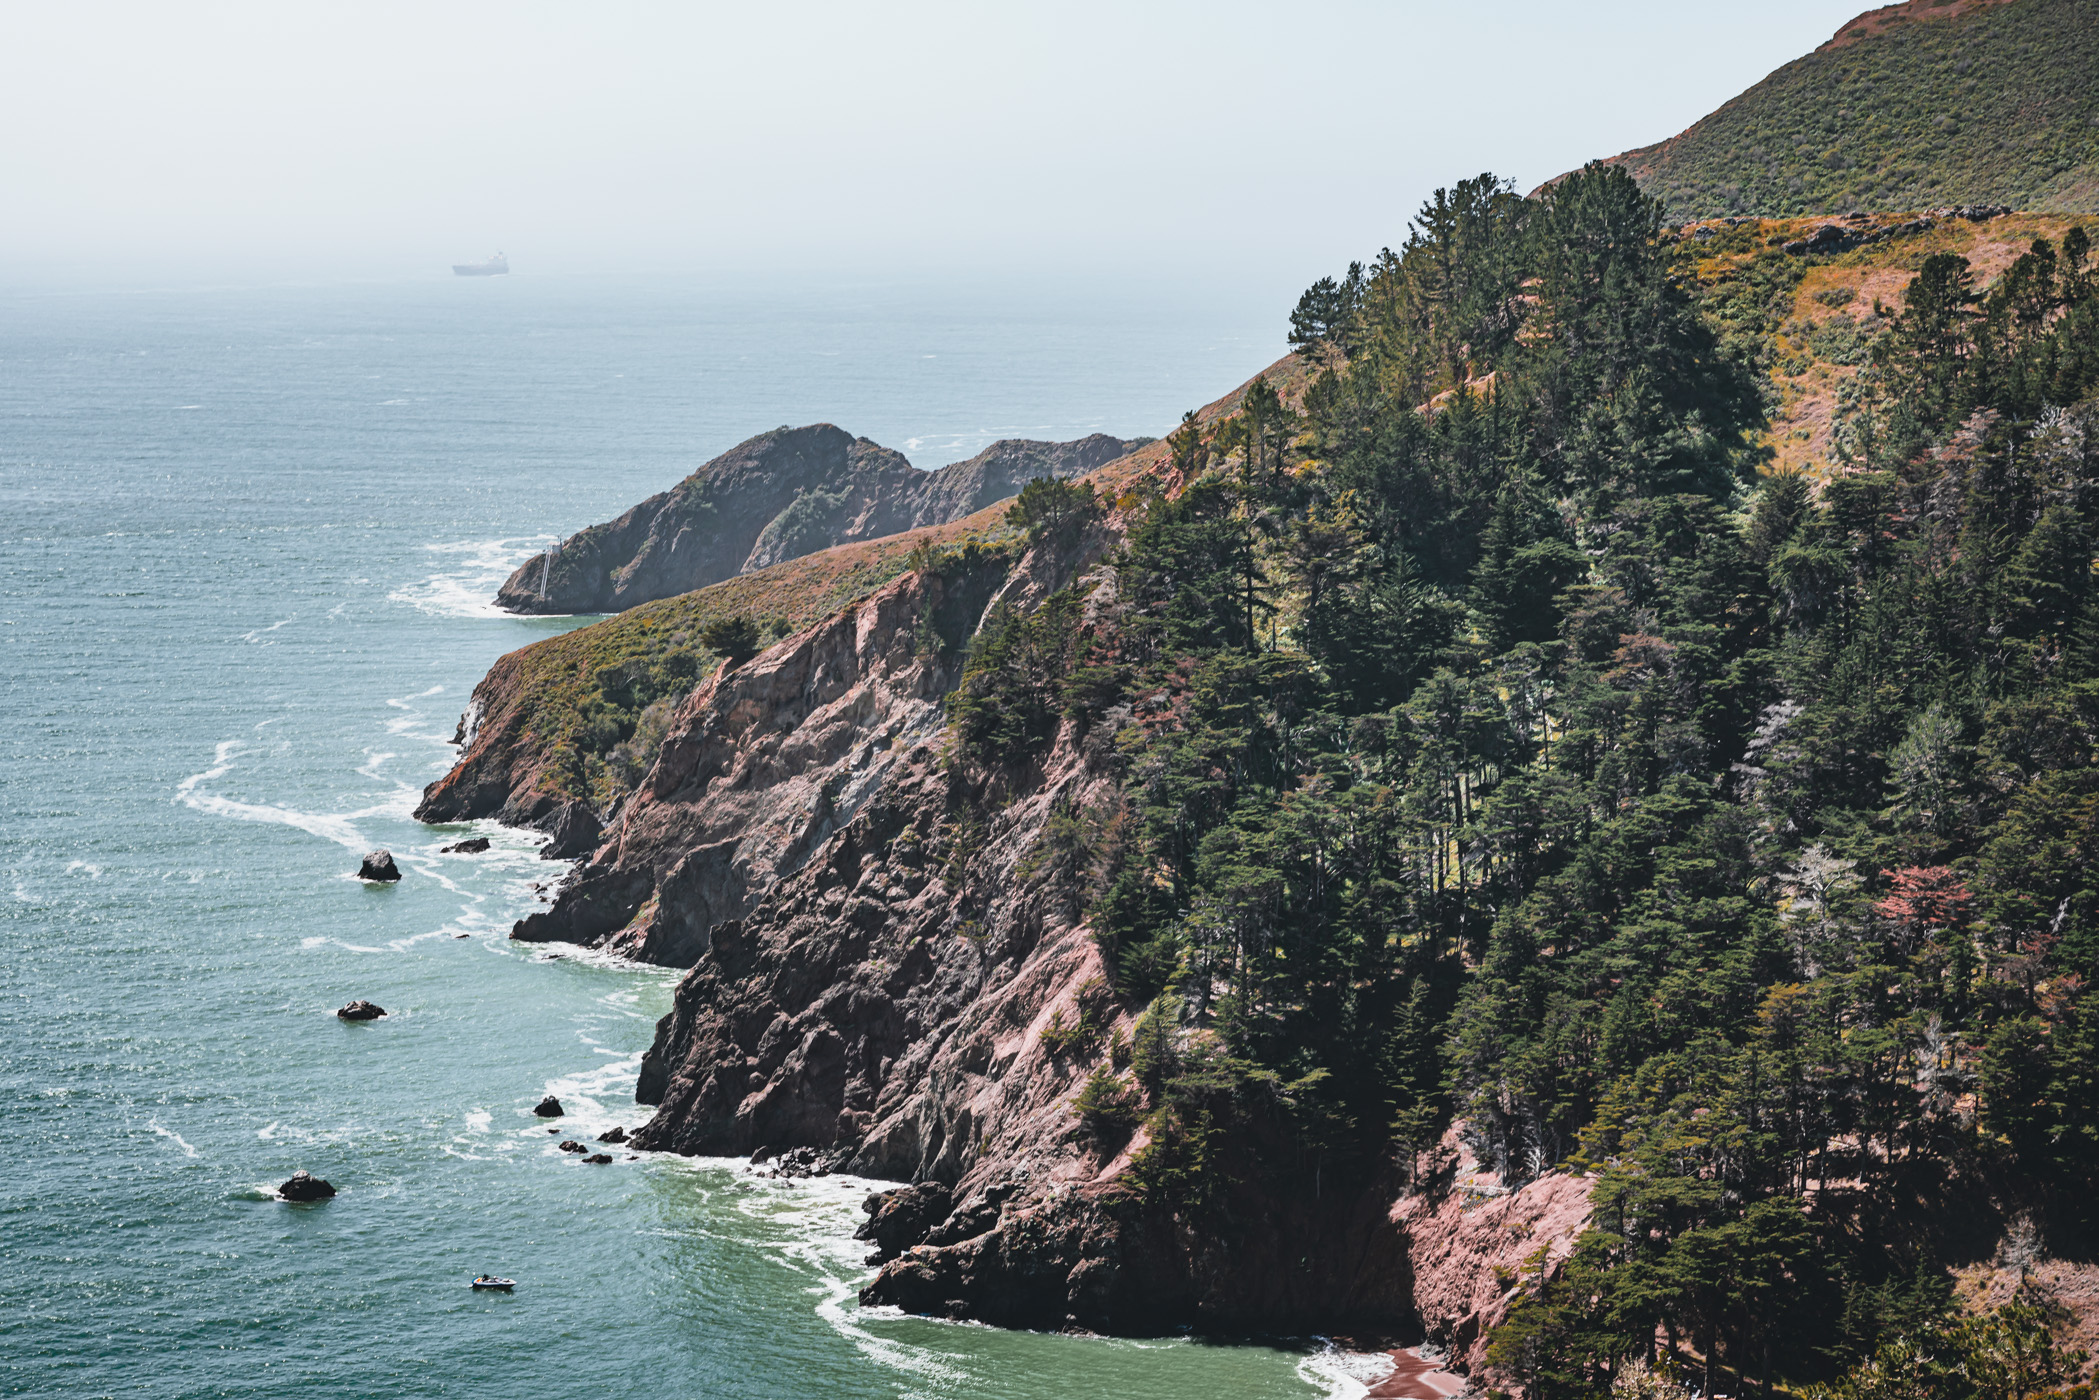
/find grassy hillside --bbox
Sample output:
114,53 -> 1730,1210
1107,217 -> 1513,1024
1606,0 -> 2099,219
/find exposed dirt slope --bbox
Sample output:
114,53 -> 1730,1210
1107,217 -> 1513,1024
1677,208 -> 2087,476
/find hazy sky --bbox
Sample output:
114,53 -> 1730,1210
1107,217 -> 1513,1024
4,1 -> 1878,286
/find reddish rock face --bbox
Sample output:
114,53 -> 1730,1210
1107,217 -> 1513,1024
504,553 -> 1010,968
1393,1133 -> 1595,1377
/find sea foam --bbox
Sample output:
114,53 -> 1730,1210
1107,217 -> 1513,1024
389,536 -> 554,619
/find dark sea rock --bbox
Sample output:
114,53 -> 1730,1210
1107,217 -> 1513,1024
751,1146 -> 833,1179
278,1170 -> 336,1202
558,1140 -> 586,1153
441,837 -> 491,854
855,1182 -> 954,1263
539,801 -> 602,860
532,1095 -> 563,1118
357,850 -> 402,882
584,1153 -> 613,1165
335,1000 -> 386,1021
596,1126 -> 628,1144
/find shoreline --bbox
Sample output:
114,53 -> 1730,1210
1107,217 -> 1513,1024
1366,1349 -> 1466,1400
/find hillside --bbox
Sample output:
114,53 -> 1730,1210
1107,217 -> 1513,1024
495,427 -> 1141,615
1600,0 -> 2099,219
1676,206 -> 2087,474
424,163 -> 2099,1390
422,359 -> 1301,835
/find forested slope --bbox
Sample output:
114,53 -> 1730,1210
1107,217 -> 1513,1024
431,159 -> 2099,1391
1011,163 -> 2099,1388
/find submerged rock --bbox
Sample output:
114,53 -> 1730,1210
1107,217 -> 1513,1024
335,1000 -> 386,1021
596,1126 -> 628,1144
532,1095 -> 563,1118
357,850 -> 402,882
441,837 -> 491,854
278,1170 -> 336,1202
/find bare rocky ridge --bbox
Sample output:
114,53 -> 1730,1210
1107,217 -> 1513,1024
595,540 -> 1574,1340
494,426 -> 1139,615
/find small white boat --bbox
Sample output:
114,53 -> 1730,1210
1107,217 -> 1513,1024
471,1275 -> 516,1291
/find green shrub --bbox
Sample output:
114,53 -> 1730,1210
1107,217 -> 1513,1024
947,589 -> 1085,767
1073,1066 -> 1142,1136
1006,476 -> 1102,544
698,615 -> 762,665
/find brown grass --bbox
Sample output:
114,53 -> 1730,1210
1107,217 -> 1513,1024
1680,212 -> 2087,477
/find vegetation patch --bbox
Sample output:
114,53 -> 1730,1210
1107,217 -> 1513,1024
1608,0 -> 2099,219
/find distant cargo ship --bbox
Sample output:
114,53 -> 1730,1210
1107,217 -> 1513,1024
452,253 -> 509,277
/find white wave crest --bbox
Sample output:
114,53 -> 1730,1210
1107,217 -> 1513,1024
390,536 -> 554,619
1299,1342 -> 1395,1399
150,1120 -> 201,1158
173,739 -> 404,853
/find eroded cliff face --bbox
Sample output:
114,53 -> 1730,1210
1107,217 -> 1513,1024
423,359 -> 1604,1345
505,547 -> 1013,965
1393,1134 -> 1595,1376
414,643 -> 569,830
441,520 -> 1587,1344
495,426 -> 1136,615
617,611 -> 1424,1334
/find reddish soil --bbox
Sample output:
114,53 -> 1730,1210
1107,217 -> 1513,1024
1819,0 -> 2019,52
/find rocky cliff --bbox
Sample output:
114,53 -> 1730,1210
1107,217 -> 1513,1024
505,542 -> 1016,965
419,352 -> 1589,1353
494,426 -> 1139,615
595,535 -> 1429,1334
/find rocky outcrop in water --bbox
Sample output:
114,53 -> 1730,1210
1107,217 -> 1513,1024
855,1182 -> 953,1262
278,1171 -> 336,1202
532,1096 -> 563,1118
335,1000 -> 386,1021
356,850 -> 401,882
494,426 -> 1139,616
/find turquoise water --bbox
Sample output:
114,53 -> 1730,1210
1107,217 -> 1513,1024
0,272 -> 1374,1398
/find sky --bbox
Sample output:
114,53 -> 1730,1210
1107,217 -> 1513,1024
1,0 -> 1881,290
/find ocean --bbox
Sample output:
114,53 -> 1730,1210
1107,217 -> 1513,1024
0,269 -> 1379,1398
